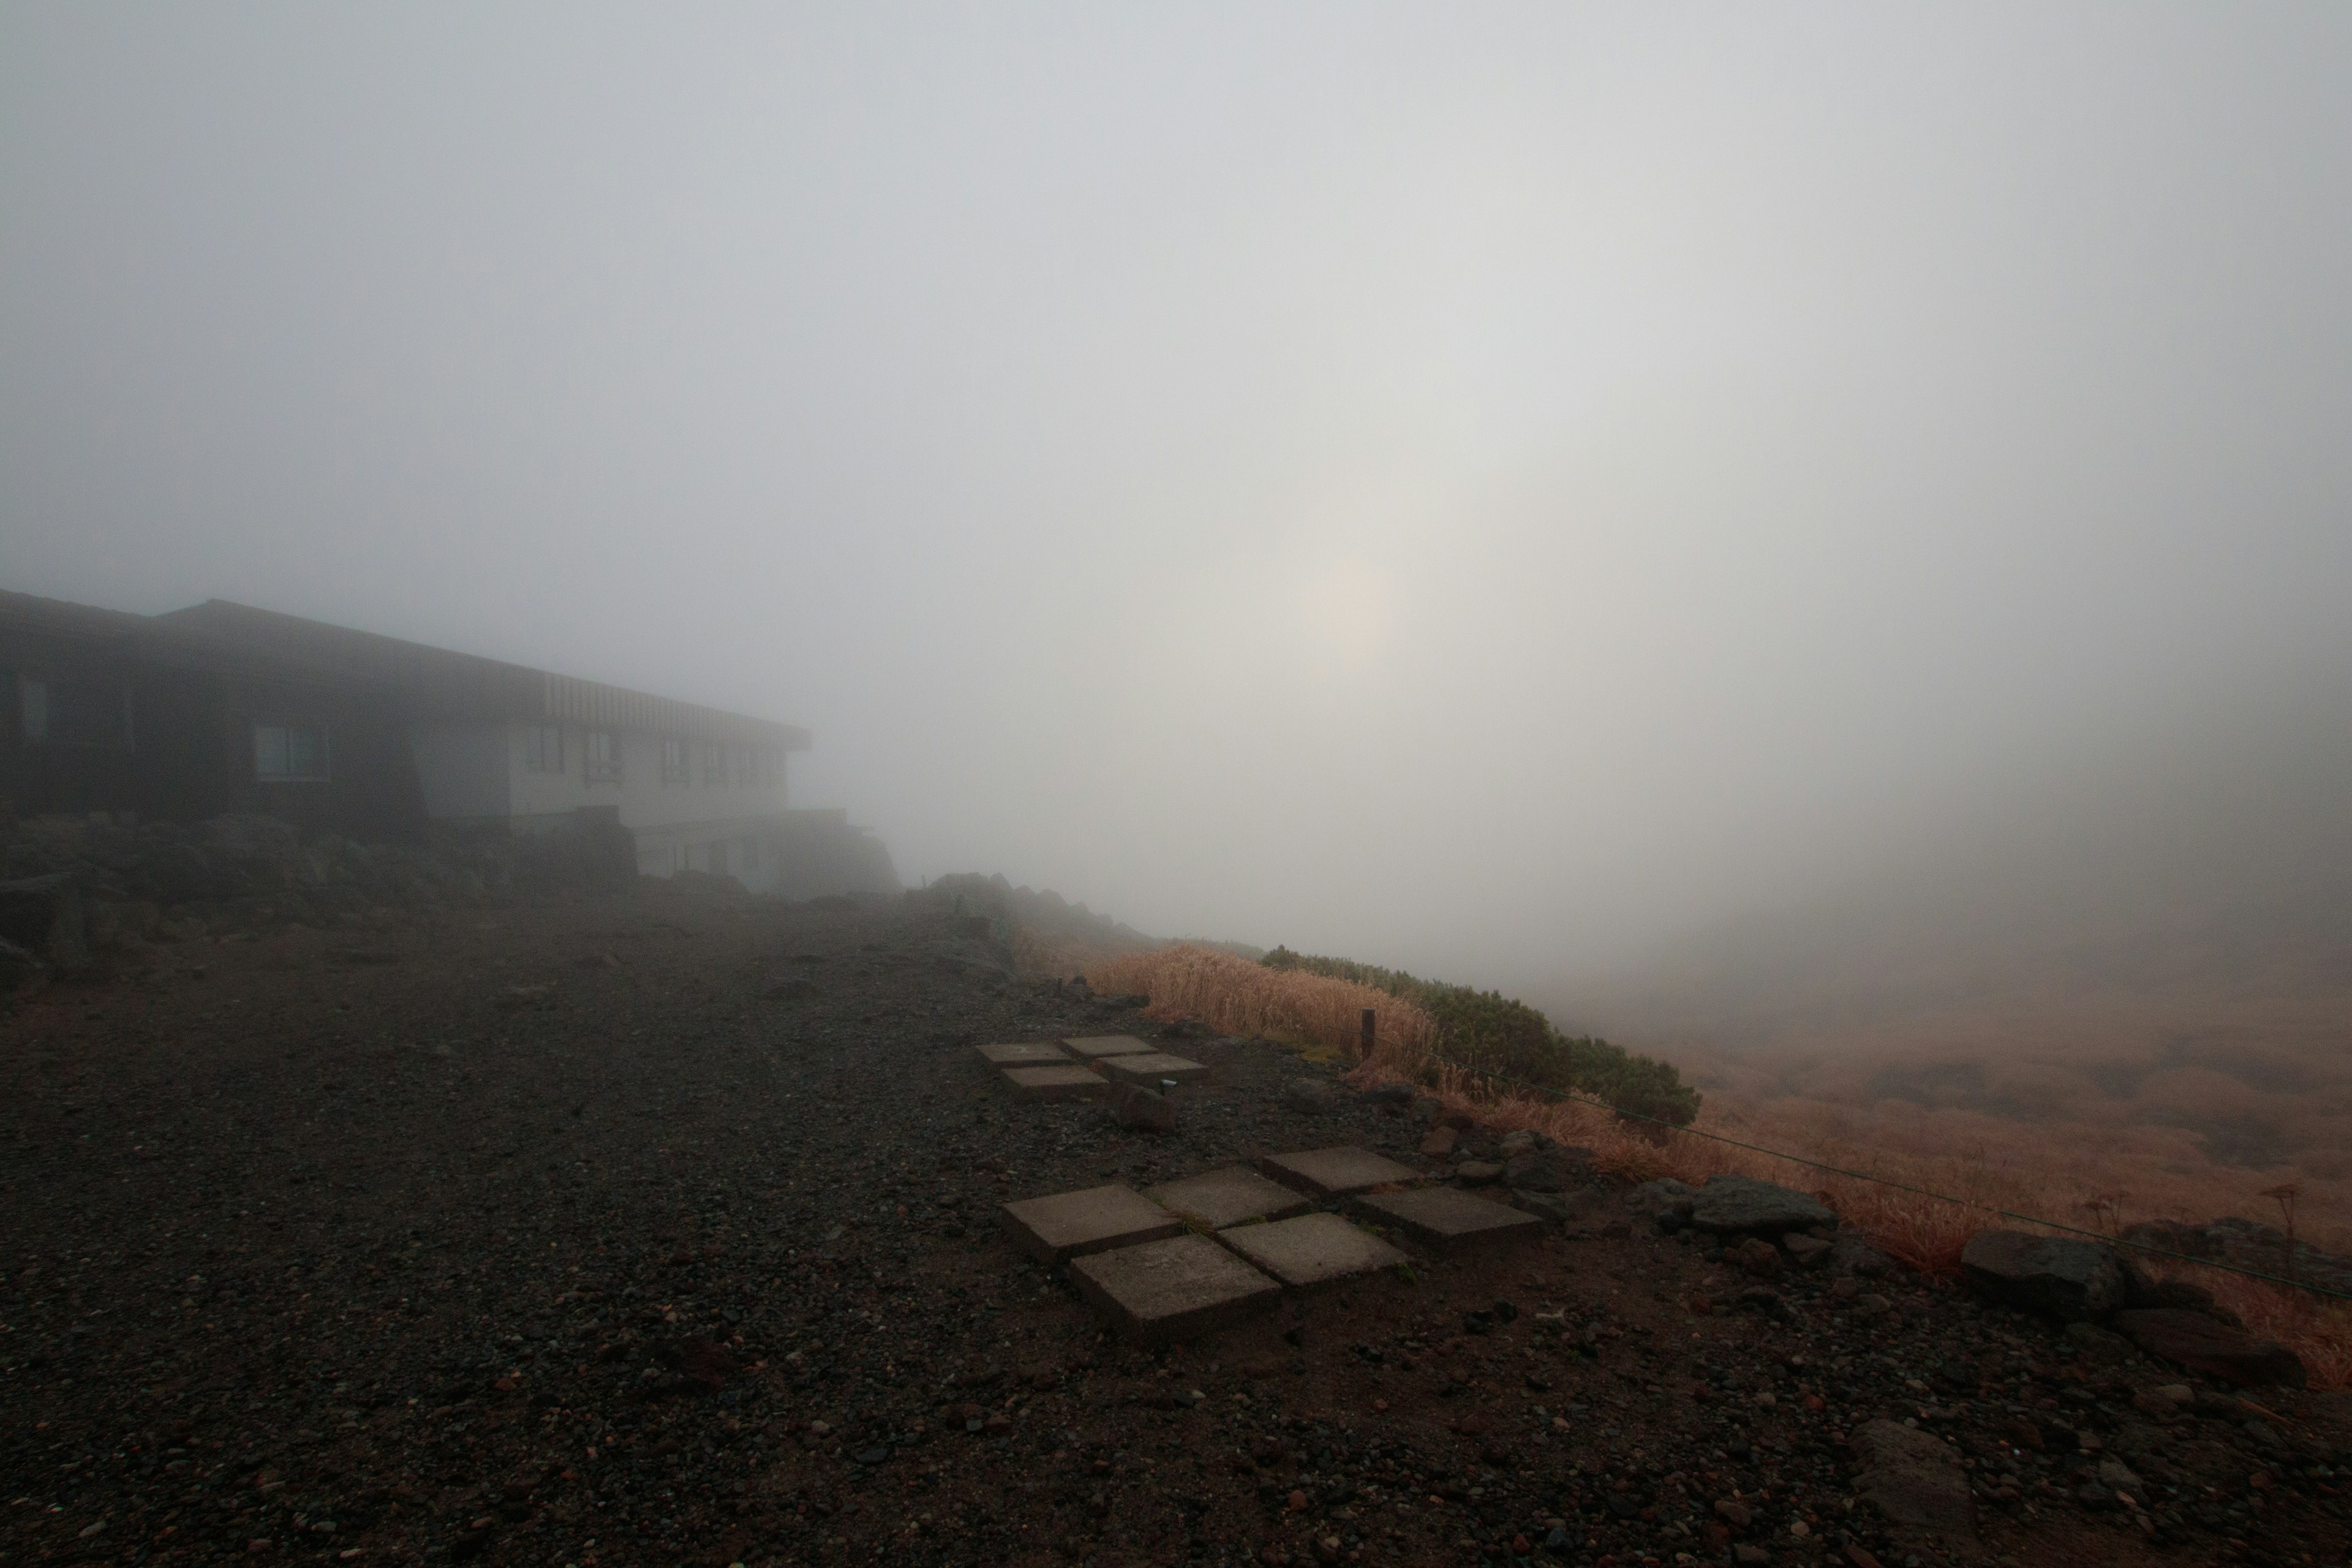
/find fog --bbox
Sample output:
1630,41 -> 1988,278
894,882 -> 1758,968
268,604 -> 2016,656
6,6 -> 2350,1011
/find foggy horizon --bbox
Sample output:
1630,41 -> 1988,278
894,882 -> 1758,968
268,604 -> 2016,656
8,5 -> 2350,1011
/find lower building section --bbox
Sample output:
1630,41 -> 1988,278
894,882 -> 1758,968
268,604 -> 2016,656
629,807 -> 898,899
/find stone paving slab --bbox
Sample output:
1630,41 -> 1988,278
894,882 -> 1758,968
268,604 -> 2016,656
1259,1146 -> 1422,1197
1000,1065 -> 1107,1102
1144,1166 -> 1313,1229
1000,1185 -> 1186,1263
1069,1234 -> 1283,1344
1101,1052 -> 1210,1087
1354,1186 -> 1544,1256
976,1041 -> 1071,1068
1064,1035 -> 1154,1059
1217,1212 -> 1408,1290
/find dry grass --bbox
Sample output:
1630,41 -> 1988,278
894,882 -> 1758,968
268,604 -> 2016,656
1081,943 -> 1441,1058
1075,941 -> 2352,1389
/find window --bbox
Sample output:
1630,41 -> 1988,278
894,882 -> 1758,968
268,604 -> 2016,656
524,723 -> 564,772
734,746 -> 758,788
662,736 -> 690,785
19,675 -> 132,748
584,729 -> 620,784
254,722 -> 330,782
701,742 -> 726,786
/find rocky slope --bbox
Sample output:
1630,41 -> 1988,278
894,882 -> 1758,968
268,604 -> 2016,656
2,885 -> 2345,1568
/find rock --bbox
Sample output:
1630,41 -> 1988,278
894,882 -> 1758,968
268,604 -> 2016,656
1418,1125 -> 1458,1159
1281,1079 -> 1336,1115
1850,1292 -> 1893,1321
2062,1321 -> 2139,1368
1624,1178 -> 1695,1220
0,935 -> 46,995
1712,1498 -> 1752,1529
1109,1081 -> 1179,1134
1499,1148 -> 1582,1193
1454,1161 -> 1503,1186
0,870 -> 89,973
1959,1229 -> 2127,1322
2097,1458 -> 2142,1494
1829,1230 -> 1894,1277
1686,1175 -> 1834,1235
1360,1082 -> 1415,1107
1782,1232 -> 1830,1268
1496,1129 -> 1537,1158
1850,1419 -> 1977,1553
1411,1095 -> 1443,1125
1733,1237 -> 1783,1277
2110,1308 -> 2307,1387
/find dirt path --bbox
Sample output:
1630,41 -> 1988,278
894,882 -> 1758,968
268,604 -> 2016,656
2,886 -> 2343,1567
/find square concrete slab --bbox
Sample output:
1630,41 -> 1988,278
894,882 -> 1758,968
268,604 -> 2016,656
1354,1187 -> 1544,1256
1000,1065 -> 1106,1102
977,1041 -> 1070,1068
1065,1035 -> 1153,1059
1102,1052 -> 1210,1086
1069,1234 -> 1283,1344
1259,1146 -> 1422,1197
1145,1167 -> 1313,1229
1218,1212 -> 1408,1289
1000,1185 -> 1186,1263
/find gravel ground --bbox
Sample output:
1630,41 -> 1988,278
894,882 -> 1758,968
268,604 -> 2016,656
3,885 -> 2346,1568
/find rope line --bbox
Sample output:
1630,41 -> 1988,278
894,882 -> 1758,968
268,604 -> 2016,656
1347,1028 -> 2352,1306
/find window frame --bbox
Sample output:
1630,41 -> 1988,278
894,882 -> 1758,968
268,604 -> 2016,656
523,722 -> 565,774
18,672 -> 134,750
583,728 -> 620,785
661,736 -> 690,786
253,720 -> 331,783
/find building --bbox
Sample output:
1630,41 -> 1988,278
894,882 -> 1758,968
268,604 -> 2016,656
2,589 -> 893,895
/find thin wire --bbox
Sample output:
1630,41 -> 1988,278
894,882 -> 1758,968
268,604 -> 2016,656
1346,1027 -> 2352,1306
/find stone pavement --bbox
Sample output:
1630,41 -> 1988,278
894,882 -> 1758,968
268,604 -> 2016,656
1003,1145 -> 1545,1343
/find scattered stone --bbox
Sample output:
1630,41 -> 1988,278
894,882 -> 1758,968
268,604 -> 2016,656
1453,1160 -> 1504,1186
1624,1178 -> 1695,1220
1144,1167 -> 1311,1230
1498,1147 -> 1583,1192
1686,1175 -> 1834,1235
1359,1082 -> 1416,1108
1353,1186 -> 1544,1257
1063,1035 -> 1153,1059
1418,1125 -> 1458,1159
1216,1212 -> 1407,1290
1496,1129 -> 1537,1158
1830,1230 -> 1894,1277
1733,1237 -> 1783,1278
999,1186 -> 1186,1264
2110,1308 -> 2307,1387
1102,1052 -> 1210,1087
976,1041 -> 1070,1068
1782,1232 -> 1830,1268
1850,1419 -> 1978,1553
1280,1079 -> 1336,1115
1108,1080 -> 1178,1133
1259,1147 -> 1421,1197
1068,1234 -> 1282,1344
1959,1230 -> 2127,1322
1000,1064 -> 1107,1102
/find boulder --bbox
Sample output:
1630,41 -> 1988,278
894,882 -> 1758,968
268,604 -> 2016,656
1960,1230 -> 2127,1322
1454,1160 -> 1504,1186
1281,1079 -> 1336,1115
1686,1175 -> 1834,1235
1851,1419 -> 1977,1553
1500,1148 -> 1584,1193
1830,1230 -> 1895,1278
1418,1125 -> 1458,1159
2111,1308 -> 2306,1388
1108,1081 -> 1178,1135
1624,1178 -> 1695,1220
1782,1233 -> 1831,1269
0,871 -> 89,973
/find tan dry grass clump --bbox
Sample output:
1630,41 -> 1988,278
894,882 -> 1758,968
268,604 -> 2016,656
1077,941 -> 2352,1389
1082,943 -> 1440,1057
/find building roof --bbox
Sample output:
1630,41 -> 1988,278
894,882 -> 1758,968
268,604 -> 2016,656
3,590 -> 809,750
160,600 -> 810,750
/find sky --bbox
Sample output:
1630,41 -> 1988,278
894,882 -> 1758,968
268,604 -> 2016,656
5,5 -> 2350,998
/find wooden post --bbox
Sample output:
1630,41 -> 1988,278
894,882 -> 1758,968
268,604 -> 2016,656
1360,1008 -> 1376,1059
